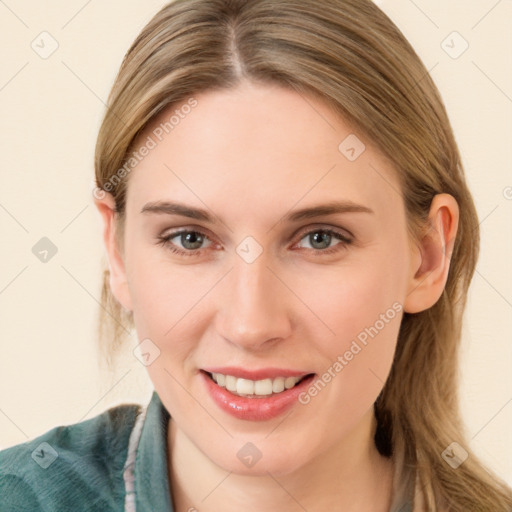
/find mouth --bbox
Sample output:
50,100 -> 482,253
200,368 -> 316,421
203,370 -> 314,398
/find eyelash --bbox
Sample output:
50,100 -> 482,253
156,226 -> 353,257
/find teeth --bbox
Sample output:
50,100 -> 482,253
210,373 -> 304,397
284,377 -> 298,389
225,375 -> 237,392
272,377 -> 285,393
255,378 -> 273,395
216,373 -> 226,387
237,378 -> 254,395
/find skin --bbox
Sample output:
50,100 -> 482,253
95,81 -> 458,512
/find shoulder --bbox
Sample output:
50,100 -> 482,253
0,401 -> 142,512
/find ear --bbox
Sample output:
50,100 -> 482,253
404,193 -> 459,314
94,193 -> 133,312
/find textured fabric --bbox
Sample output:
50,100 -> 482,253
390,460 -> 416,512
0,391 -> 415,511
0,391 -> 173,512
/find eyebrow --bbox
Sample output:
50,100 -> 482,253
140,200 -> 374,223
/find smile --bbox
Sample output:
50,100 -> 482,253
209,372 -> 308,398
200,368 -> 316,421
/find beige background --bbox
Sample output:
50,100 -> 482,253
1,0 -> 511,485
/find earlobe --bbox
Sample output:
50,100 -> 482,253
404,194 -> 459,314
94,193 -> 133,312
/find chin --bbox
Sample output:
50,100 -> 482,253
205,438 -> 311,478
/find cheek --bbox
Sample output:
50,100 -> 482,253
125,251 -> 211,405
125,241 -> 215,336
292,248 -> 407,420
296,247 -> 407,348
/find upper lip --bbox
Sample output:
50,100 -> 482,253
202,367 -> 313,381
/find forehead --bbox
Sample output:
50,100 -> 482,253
125,82 -> 402,221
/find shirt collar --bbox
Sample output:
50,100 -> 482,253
132,391 -> 415,512
134,391 -> 174,512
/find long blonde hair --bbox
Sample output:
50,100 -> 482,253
94,0 -> 512,509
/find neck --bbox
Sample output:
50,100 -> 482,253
167,411 -> 394,512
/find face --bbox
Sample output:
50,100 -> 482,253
106,81 -> 418,476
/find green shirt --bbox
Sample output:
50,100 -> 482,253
0,391 -> 173,511
0,391 -> 414,511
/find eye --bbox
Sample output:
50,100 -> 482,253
156,226 -> 353,257
295,228 -> 352,254
157,229 -> 213,256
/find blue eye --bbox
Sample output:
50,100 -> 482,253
156,226 -> 352,257
157,230 -> 213,256
296,229 -> 352,253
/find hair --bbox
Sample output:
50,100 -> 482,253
93,0 -> 512,510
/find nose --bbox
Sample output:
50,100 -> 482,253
215,254 -> 293,352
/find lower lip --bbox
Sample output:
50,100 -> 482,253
201,371 -> 315,421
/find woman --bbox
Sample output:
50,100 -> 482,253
1,0 -> 511,510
